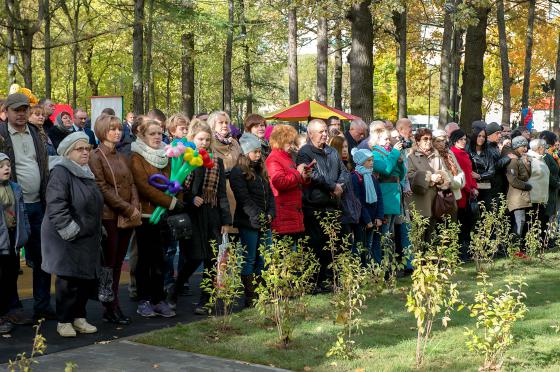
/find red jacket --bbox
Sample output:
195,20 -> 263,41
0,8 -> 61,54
265,149 -> 307,234
451,146 -> 478,208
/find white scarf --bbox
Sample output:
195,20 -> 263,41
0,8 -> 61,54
131,138 -> 168,169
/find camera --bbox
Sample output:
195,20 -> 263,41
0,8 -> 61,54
398,136 -> 413,150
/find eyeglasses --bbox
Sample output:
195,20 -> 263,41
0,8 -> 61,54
73,145 -> 92,153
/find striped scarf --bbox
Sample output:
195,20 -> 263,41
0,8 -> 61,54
185,160 -> 220,207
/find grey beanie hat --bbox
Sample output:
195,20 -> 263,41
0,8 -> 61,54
239,132 -> 262,155
512,135 -> 528,150
486,122 -> 502,137
57,132 -> 91,156
0,153 -> 10,162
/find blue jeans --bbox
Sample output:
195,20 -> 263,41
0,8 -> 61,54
163,241 -> 179,287
399,223 -> 413,269
25,202 -> 52,312
351,224 -> 378,266
238,228 -> 270,276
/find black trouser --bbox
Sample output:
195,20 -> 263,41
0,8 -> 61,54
0,250 -> 19,317
457,207 -> 472,260
303,208 -> 333,287
55,276 -> 95,323
175,255 -> 214,303
135,220 -> 166,304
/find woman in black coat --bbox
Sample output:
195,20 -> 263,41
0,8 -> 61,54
169,122 -> 231,314
469,128 -> 496,209
41,132 -> 103,338
230,133 -> 275,307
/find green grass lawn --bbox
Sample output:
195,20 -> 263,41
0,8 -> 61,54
134,252 -> 560,371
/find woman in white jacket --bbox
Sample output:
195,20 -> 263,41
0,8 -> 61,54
527,139 -> 550,234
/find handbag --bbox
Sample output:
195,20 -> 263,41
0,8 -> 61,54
469,196 -> 480,220
166,212 -> 192,240
97,250 -> 114,303
98,148 -> 142,229
432,189 -> 456,219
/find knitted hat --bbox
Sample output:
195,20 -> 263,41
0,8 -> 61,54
432,129 -> 447,139
57,132 -> 91,156
351,148 -> 373,166
512,136 -> 528,150
486,122 -> 502,137
449,129 -> 466,145
239,132 -> 262,155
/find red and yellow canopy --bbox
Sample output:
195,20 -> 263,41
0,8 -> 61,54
265,100 -> 359,122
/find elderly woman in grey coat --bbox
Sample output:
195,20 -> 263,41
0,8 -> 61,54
41,132 -> 103,338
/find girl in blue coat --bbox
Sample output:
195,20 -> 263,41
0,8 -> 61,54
351,148 -> 384,264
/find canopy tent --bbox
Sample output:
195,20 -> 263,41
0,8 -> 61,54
265,100 -> 359,122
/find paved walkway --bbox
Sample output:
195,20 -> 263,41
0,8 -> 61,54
16,340 -> 289,372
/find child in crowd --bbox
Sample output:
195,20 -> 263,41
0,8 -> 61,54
230,133 -> 275,307
163,113 -> 191,296
0,153 -> 30,334
167,114 -> 190,141
351,148 -> 384,264
170,121 -> 231,315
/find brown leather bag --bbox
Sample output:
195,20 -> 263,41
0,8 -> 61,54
98,149 -> 142,229
432,190 -> 456,219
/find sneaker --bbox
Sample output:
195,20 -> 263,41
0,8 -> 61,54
72,318 -> 97,334
57,322 -> 77,337
6,309 -> 33,325
137,301 -> 157,318
0,318 -> 13,334
152,301 -> 176,318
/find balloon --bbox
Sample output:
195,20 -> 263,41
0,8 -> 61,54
148,174 -> 182,194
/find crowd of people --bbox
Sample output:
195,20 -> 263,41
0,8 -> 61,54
0,91 -> 557,338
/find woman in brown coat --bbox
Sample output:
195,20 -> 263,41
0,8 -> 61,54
406,128 -> 452,224
506,136 -> 532,237
130,119 -> 181,318
89,115 -> 140,325
208,111 -> 241,230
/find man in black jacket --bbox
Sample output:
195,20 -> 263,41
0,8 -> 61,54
0,93 -> 53,322
297,119 -> 349,292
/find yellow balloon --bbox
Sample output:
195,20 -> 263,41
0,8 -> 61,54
183,148 -> 194,161
190,156 -> 203,167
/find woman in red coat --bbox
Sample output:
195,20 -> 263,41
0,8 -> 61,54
449,129 -> 478,260
265,125 -> 311,239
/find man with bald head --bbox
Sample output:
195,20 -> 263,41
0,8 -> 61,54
298,119 -> 349,292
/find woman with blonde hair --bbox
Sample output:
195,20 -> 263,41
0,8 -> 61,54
208,111 -> 242,229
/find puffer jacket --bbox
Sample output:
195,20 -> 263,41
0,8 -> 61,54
506,153 -> 532,212
296,143 -> 349,209
89,143 -> 140,220
230,163 -> 275,230
527,150 -> 549,205
266,148 -> 306,234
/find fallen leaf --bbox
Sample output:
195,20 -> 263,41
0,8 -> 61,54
153,364 -> 160,369
304,367 -> 312,371
355,369 -> 365,372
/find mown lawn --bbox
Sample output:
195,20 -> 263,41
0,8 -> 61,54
135,252 -> 560,371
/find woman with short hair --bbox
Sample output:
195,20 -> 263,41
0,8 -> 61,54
89,115 -> 141,324
265,125 -> 310,239
244,114 -> 270,157
28,105 -> 56,155
41,132 -> 103,337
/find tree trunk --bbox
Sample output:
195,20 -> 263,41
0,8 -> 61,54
316,16 -> 328,104
71,3 -> 79,108
288,0 -> 299,105
133,0 -> 144,114
459,5 -> 489,132
347,1 -> 374,124
554,32 -> 560,132
496,0 -> 511,125
521,0 -> 536,112
239,0 -> 253,114
450,28 -> 463,123
84,42 -> 98,96
438,0 -> 453,128
333,29 -> 343,110
144,0 -> 154,111
181,33 -> 195,118
44,0 -> 51,98
7,23 -> 16,86
394,6 -> 407,119
166,67 -> 171,113
223,0 -> 234,115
